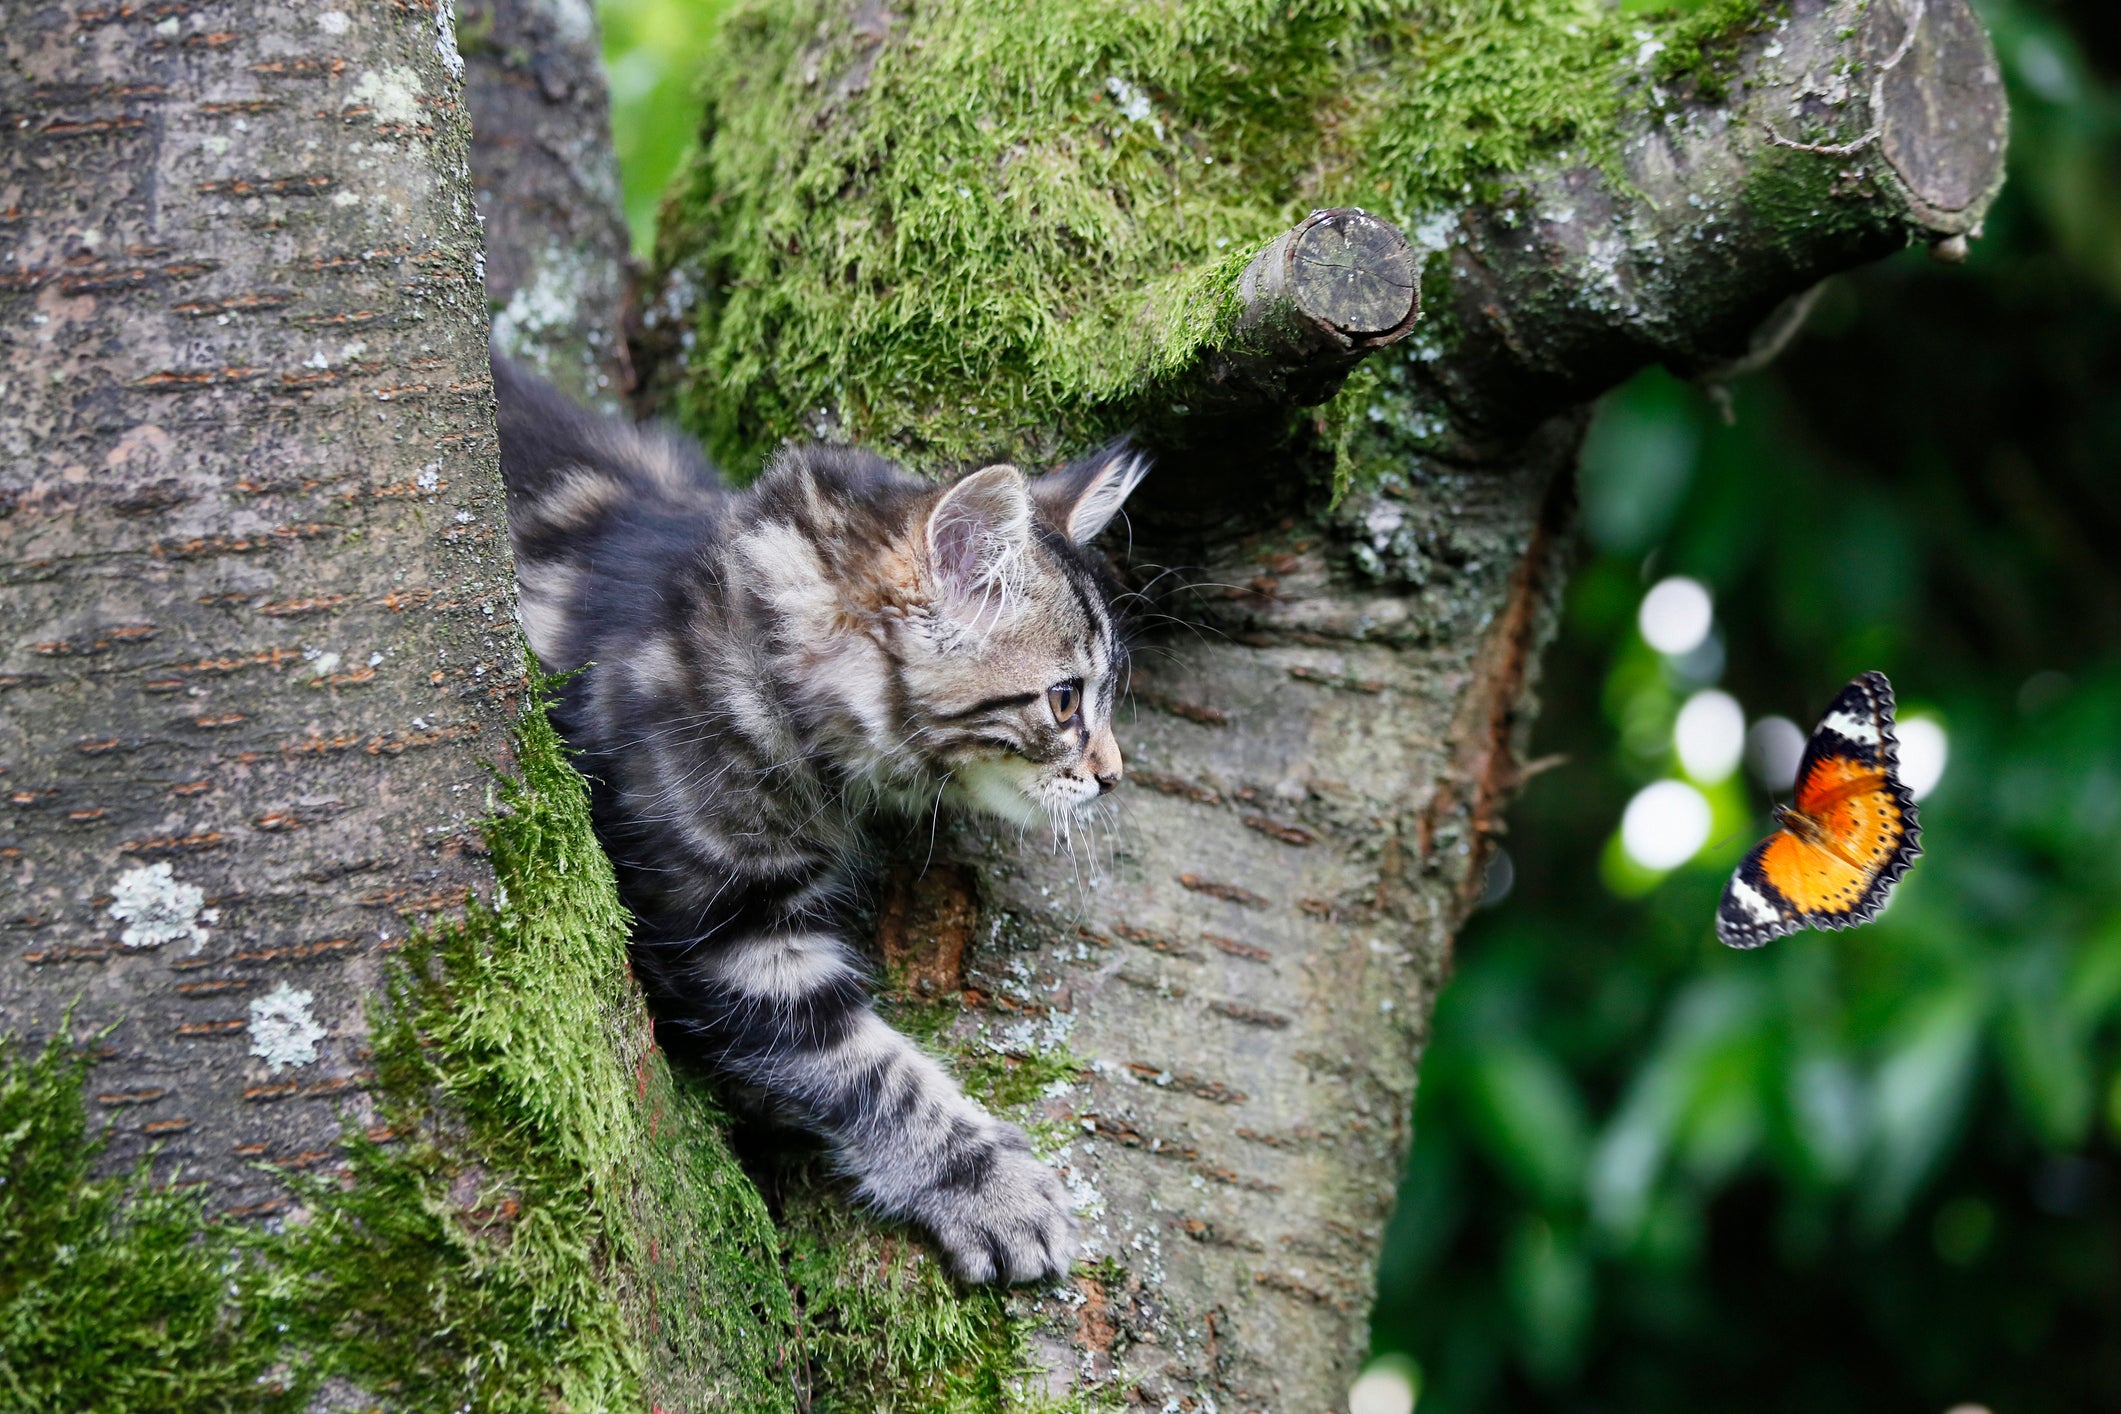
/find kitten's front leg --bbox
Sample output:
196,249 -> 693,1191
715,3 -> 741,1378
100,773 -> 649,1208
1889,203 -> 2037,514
668,930 -> 1079,1284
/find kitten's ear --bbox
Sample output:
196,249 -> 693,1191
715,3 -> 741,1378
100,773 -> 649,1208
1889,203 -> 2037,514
925,464 -> 1033,595
1030,441 -> 1152,545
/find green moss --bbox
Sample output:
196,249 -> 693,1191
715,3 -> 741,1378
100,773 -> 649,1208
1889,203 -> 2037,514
882,999 -> 1088,1113
659,0 -> 1683,475
783,1195 -> 1022,1414
1647,0 -> 1778,102
0,1025 -> 295,1414
8,679 -> 799,1413
778,1186 -> 1118,1414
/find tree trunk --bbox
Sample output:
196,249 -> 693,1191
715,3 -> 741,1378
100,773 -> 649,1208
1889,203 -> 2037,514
2,0 -> 507,1227
2,1 -> 792,1409
2,0 -> 2005,1409
461,0 -> 635,407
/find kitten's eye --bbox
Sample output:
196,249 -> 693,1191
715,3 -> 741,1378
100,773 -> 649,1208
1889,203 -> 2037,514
1046,681 -> 1080,726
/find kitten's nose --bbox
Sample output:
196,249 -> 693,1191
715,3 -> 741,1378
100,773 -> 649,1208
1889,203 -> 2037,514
1086,725 -> 1122,793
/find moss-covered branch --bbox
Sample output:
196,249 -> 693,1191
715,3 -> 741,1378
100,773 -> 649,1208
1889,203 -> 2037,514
647,0 -> 2002,475
1414,0 -> 2007,442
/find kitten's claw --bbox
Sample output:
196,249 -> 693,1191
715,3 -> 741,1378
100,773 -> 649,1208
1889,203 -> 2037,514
907,1122 -> 1079,1286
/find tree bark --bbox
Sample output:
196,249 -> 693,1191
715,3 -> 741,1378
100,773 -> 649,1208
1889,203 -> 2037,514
2,0 -> 506,1218
461,0 -> 635,407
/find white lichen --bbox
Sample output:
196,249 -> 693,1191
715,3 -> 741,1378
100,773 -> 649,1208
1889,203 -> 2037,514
249,983 -> 326,1072
348,67 -> 424,127
108,863 -> 211,953
490,243 -> 590,361
435,0 -> 465,80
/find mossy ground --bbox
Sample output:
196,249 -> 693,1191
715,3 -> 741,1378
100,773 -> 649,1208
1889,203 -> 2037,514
657,0 -> 1772,477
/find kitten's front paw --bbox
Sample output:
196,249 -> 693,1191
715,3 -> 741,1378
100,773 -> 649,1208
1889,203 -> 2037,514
913,1123 -> 1079,1285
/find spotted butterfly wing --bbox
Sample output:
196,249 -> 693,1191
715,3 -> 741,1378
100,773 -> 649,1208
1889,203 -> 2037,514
1715,671 -> 1922,949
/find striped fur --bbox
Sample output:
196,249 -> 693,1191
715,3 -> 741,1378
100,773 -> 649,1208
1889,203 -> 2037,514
493,357 -> 1147,1284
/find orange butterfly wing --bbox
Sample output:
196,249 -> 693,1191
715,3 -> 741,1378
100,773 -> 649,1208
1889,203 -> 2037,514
1716,672 -> 1922,948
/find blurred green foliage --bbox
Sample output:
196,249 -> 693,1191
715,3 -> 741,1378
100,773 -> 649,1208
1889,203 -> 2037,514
599,0 -> 733,252
594,0 -> 2121,1406
1373,1 -> 2121,1408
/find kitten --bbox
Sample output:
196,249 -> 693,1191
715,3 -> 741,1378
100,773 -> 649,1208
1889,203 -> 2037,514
492,357 -> 1148,1284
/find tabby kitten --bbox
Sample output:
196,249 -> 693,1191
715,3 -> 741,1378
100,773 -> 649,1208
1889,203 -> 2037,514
492,357 -> 1148,1284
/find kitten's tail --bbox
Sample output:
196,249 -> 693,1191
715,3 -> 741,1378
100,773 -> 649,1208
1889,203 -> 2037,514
491,348 -> 725,514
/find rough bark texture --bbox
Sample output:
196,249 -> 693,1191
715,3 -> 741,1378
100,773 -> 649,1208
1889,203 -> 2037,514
637,0 -> 2009,1410
461,0 -> 634,407
913,439 -> 1580,1410
1,0 -> 506,1217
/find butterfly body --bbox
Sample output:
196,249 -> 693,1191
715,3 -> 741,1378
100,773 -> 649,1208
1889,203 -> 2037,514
1715,672 -> 1922,949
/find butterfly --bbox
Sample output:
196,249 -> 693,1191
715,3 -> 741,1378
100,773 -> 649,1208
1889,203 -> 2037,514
1715,671 -> 1922,949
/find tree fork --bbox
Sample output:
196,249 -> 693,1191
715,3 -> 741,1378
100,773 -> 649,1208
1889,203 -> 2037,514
635,0 -> 2008,1409
0,0 -> 2015,1405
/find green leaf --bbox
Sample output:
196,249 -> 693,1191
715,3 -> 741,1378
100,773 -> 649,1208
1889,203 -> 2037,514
1860,987 -> 1985,1232
1459,1042 -> 1592,1212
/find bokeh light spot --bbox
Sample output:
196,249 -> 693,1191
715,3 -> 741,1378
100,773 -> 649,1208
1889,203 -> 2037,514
1621,780 -> 1712,871
1348,1356 -> 1420,1414
1897,717 -> 1948,800
1637,576 -> 1713,656
1747,716 -> 1806,793
1674,689 -> 1745,782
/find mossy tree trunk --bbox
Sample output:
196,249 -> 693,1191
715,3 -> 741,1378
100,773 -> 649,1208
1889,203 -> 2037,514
2,1 -> 791,1410
2,0 -> 509,1231
3,0 -> 2005,1410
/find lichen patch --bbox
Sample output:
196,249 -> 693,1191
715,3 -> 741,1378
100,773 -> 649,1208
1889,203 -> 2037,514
107,862 -> 211,952
348,67 -> 424,127
248,982 -> 326,1071
435,1 -> 465,80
